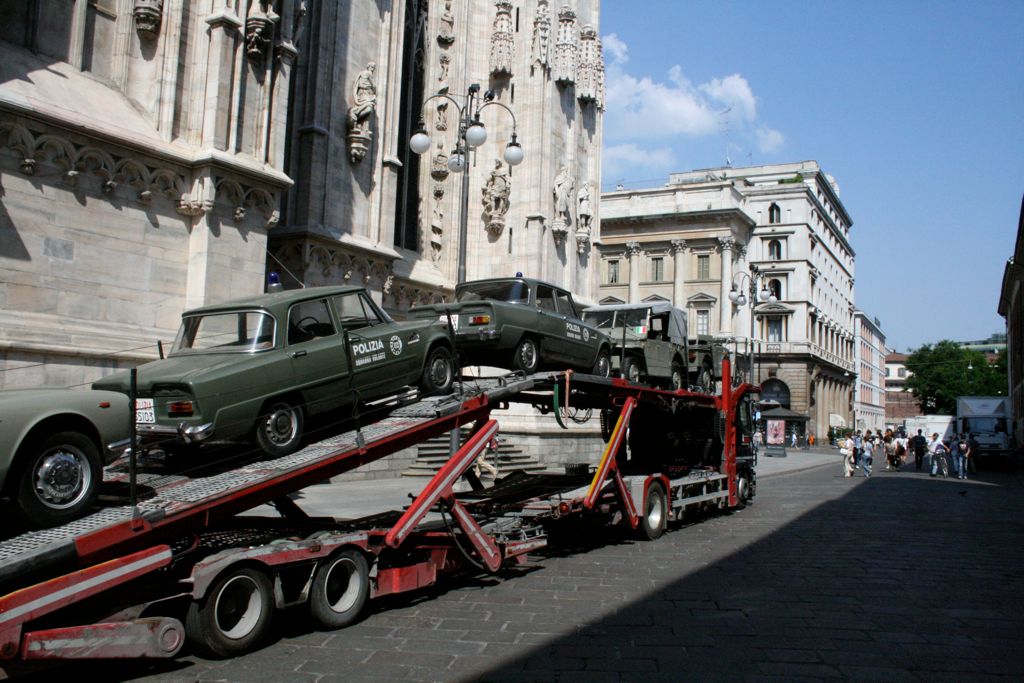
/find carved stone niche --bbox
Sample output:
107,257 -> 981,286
134,0 -> 163,38
489,0 -> 515,77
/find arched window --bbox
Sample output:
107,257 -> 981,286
768,203 -> 781,224
768,240 -> 782,260
769,279 -> 782,301
760,378 -> 791,410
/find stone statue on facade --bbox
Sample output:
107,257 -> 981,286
133,0 -> 163,38
346,62 -> 377,163
437,0 -> 455,45
553,6 -> 577,85
531,0 -> 551,69
245,1 -> 279,60
482,159 -> 511,235
552,164 -> 573,244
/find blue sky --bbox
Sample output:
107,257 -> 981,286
599,0 -> 1024,352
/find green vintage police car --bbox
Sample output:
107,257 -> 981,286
93,286 -> 455,457
408,277 -> 611,376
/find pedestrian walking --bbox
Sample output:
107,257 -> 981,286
928,432 -> 949,477
952,433 -> 969,480
861,430 -> 874,477
884,434 -> 899,471
791,431 -> 797,448
911,429 -> 928,471
967,432 -> 980,474
895,433 -> 908,468
842,433 -> 856,477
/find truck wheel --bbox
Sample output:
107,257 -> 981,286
13,431 -> 101,528
513,337 -> 540,374
186,566 -> 274,658
420,346 -> 455,395
621,356 -> 642,383
697,362 -> 714,392
591,349 -> 611,377
670,362 -> 685,390
735,473 -> 751,509
254,399 -> 304,457
639,481 -> 667,540
309,549 -> 370,629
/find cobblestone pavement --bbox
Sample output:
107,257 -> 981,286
34,460 -> 1024,682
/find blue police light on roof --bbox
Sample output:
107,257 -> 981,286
268,271 -> 283,292
515,272 -> 523,277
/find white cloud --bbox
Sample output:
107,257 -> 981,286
602,33 -> 629,65
602,143 -> 676,184
600,35 -> 784,176
756,127 -> 785,153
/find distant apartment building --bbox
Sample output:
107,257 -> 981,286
853,313 -> 886,434
885,352 -> 921,423
599,161 -> 857,439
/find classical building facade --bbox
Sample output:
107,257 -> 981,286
599,161 -> 857,438
0,0 -> 603,391
853,311 -> 886,434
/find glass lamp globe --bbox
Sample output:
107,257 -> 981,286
737,293 -> 748,307
409,130 -> 431,155
728,289 -> 739,303
447,150 -> 467,173
503,139 -> 524,166
465,122 -> 488,147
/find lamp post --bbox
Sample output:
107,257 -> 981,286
728,264 -> 776,384
409,84 -> 524,284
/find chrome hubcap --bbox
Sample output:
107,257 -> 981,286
264,406 -> 298,445
34,449 -> 89,508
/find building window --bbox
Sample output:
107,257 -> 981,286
697,254 -> 710,280
898,368 -> 906,378
608,260 -> 619,284
768,240 -> 782,260
769,203 -> 781,224
769,279 -> 782,301
767,317 -> 783,342
697,309 -> 709,335
651,257 -> 664,281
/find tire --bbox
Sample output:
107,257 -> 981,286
638,481 -> 667,540
591,349 -> 611,377
621,356 -> 642,384
13,431 -> 101,528
735,472 -> 750,509
513,337 -> 540,374
419,345 -> 455,395
254,399 -> 304,457
309,549 -> 370,629
186,566 -> 274,658
697,363 -> 714,392
670,362 -> 685,390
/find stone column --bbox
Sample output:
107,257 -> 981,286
671,239 -> 687,307
626,241 -> 643,303
717,237 -> 735,333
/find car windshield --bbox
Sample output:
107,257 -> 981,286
456,281 -> 531,304
171,311 -> 275,354
583,308 -> 649,329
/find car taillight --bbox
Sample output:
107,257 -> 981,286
469,315 -> 491,325
168,401 -> 194,417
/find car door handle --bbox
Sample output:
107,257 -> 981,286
290,350 -> 307,358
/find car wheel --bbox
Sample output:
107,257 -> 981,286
621,356 -> 643,383
186,566 -> 274,658
513,337 -> 540,374
697,362 -> 714,392
670,362 -> 685,390
14,431 -> 101,528
591,349 -> 612,377
309,549 -> 369,630
639,481 -> 667,540
735,472 -> 751,510
254,400 -> 304,457
420,345 -> 455,395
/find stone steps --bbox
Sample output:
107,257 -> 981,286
402,430 -> 545,478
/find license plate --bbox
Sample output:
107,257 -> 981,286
439,314 -> 460,331
135,398 -> 155,424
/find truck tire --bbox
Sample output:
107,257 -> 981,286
13,431 -> 101,528
621,356 -> 643,384
697,362 -> 714,392
186,566 -> 274,658
735,472 -> 751,509
309,549 -> 370,629
420,345 -> 455,395
513,337 -> 540,374
638,481 -> 667,540
254,399 -> 304,457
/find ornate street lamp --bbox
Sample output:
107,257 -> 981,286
729,264 -> 777,383
409,84 -> 523,284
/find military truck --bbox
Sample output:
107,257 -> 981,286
581,302 -> 725,391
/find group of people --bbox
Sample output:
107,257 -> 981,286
842,428 -> 978,480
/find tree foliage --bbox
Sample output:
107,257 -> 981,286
904,340 -> 1007,414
